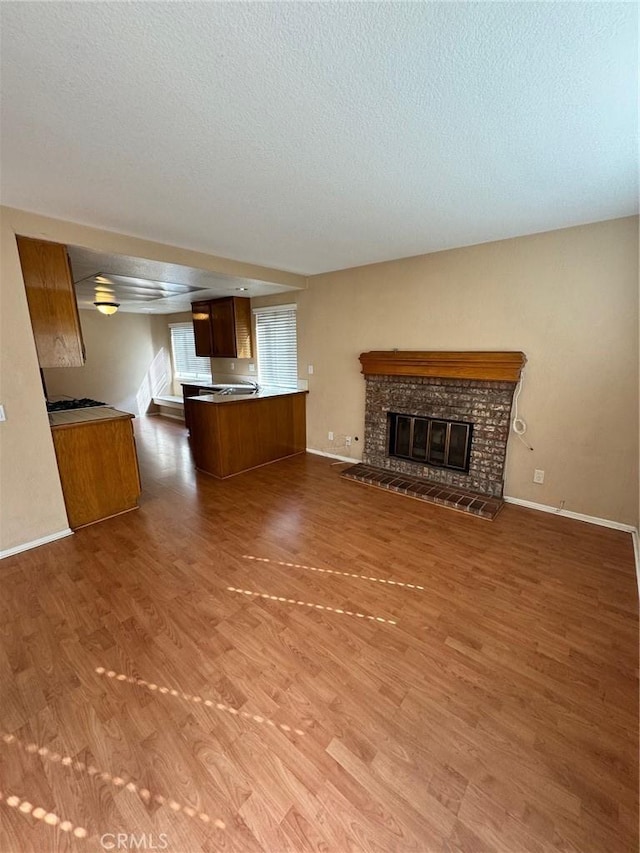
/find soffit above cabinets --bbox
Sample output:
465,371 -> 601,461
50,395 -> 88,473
68,246 -> 301,314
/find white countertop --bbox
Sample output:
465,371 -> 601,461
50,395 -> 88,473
191,387 -> 306,404
48,406 -> 133,427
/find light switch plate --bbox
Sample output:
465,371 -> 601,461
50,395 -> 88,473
0,405 -> 5,422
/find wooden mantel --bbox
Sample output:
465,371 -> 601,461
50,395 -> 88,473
359,351 -> 527,382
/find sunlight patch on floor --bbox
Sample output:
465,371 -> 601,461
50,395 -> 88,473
1,732 -> 224,830
228,585 -> 398,625
242,554 -> 424,589
94,668 -> 306,736
0,787 -> 87,838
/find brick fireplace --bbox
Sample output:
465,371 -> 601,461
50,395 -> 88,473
342,351 -> 526,518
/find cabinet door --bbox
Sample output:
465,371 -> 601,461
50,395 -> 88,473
210,298 -> 237,357
67,251 -> 86,362
16,236 -> 85,367
191,301 -> 214,357
181,383 -> 203,432
233,297 -> 253,359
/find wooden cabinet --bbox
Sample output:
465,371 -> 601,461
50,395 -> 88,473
210,297 -> 237,357
50,411 -> 141,529
181,381 -> 217,431
191,301 -> 214,357
186,392 -> 307,478
16,236 -> 85,368
191,296 -> 253,359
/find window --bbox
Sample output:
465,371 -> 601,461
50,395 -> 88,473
169,322 -> 212,381
253,304 -> 298,389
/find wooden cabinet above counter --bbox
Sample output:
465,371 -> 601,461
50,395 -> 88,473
16,236 -> 86,368
191,296 -> 252,359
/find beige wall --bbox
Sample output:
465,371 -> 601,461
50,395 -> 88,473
296,217 -> 639,525
0,214 -> 70,551
0,206 -> 304,554
44,311 -> 168,415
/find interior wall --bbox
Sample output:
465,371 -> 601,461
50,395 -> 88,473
44,311 -> 168,415
294,217 -> 638,526
0,214 -> 69,551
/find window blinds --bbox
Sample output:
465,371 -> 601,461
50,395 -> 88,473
253,305 -> 298,389
169,322 -> 212,381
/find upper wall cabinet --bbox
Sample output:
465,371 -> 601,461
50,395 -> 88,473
191,296 -> 253,359
16,236 -> 86,368
192,300 -> 214,357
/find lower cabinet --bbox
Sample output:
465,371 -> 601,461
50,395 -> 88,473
181,383 -> 217,432
51,415 -> 141,529
186,393 -> 307,478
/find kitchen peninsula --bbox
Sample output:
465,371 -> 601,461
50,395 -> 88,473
185,388 -> 307,478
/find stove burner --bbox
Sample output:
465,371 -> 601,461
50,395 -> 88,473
46,398 -> 107,413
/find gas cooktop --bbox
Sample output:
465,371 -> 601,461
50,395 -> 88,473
46,398 -> 107,413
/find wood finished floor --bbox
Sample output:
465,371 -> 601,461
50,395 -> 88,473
0,416 -> 637,853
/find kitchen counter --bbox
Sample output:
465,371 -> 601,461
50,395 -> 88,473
49,406 -> 141,528
193,387 -> 306,404
48,405 -> 133,428
185,389 -> 307,478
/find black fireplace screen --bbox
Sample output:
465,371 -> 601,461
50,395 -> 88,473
388,413 -> 473,472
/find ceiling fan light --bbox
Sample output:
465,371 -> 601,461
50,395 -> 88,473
94,301 -> 120,315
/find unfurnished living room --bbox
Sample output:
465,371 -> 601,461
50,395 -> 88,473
0,3 -> 638,853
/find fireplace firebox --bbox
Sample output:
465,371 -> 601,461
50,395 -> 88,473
388,412 -> 473,473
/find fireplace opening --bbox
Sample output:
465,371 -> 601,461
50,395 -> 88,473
388,413 -> 473,473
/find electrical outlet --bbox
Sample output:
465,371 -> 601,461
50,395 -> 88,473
533,469 -> 545,484
230,362 -> 235,371
0,404 -> 5,422
328,431 -> 334,441
345,436 -> 352,447
248,363 -> 256,373
308,364 -> 314,375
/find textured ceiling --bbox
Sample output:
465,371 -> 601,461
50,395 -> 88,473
1,2 -> 637,275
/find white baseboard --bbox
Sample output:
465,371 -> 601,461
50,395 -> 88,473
306,447 -> 358,464
503,495 -> 637,534
0,527 -> 73,560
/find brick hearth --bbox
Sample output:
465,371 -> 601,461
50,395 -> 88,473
341,463 -> 504,520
